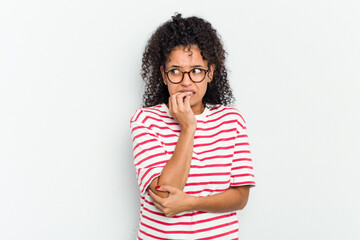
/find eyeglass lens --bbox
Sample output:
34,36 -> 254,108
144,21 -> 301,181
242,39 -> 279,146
167,69 -> 206,83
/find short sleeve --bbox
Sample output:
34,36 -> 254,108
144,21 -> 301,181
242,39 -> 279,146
230,115 -> 256,187
130,112 -> 170,196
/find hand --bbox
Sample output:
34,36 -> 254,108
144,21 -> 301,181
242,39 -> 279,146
148,185 -> 196,217
168,93 -> 197,130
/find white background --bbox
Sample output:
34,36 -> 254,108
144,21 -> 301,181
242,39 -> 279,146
1,0 -> 360,239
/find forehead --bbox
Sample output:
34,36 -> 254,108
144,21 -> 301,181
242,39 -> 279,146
165,45 -> 207,67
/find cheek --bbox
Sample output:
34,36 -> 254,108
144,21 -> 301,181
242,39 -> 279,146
167,86 -> 177,95
198,83 -> 208,97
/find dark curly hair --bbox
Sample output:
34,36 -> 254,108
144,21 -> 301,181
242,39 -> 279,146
141,13 -> 234,108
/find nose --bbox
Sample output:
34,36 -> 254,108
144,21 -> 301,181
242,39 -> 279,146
181,72 -> 193,86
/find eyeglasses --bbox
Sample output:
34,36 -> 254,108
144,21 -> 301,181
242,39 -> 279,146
164,68 -> 209,84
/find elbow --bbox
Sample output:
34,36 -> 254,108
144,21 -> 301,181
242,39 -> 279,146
157,176 -> 185,192
148,176 -> 171,198
153,188 -> 169,198
232,185 -> 250,210
147,184 -> 169,198
237,198 -> 249,210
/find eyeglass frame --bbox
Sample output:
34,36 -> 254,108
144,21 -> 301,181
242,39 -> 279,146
163,67 -> 210,84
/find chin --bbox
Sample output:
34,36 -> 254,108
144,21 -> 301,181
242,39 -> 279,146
190,100 -> 202,108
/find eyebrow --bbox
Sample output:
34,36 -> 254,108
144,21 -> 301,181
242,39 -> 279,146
168,64 -> 205,68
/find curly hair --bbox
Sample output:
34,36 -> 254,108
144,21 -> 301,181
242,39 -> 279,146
141,13 -> 234,108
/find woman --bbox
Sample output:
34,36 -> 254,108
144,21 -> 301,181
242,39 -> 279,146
130,14 -> 255,239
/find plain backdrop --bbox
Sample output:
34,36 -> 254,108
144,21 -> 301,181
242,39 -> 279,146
1,0 -> 360,239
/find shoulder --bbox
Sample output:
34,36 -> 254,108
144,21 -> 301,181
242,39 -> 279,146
206,105 -> 247,130
130,104 -> 171,126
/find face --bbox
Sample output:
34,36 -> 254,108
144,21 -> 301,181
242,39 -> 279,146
161,45 -> 215,114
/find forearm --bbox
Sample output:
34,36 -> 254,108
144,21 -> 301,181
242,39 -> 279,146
149,127 -> 195,197
158,127 -> 195,187
190,186 -> 250,213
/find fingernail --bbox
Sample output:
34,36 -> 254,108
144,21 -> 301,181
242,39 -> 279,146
155,186 -> 160,190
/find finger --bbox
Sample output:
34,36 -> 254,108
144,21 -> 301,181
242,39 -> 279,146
183,95 -> 192,110
157,185 -> 178,194
175,92 -> 186,110
168,95 -> 174,114
152,201 -> 164,213
154,186 -> 170,193
169,94 -> 178,114
148,189 -> 163,205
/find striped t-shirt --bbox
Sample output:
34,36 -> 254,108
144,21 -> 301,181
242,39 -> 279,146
130,103 -> 255,240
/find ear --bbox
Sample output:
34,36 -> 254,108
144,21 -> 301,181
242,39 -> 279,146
160,66 -> 167,85
208,64 -> 215,82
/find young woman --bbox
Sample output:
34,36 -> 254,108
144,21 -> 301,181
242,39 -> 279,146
130,14 -> 255,240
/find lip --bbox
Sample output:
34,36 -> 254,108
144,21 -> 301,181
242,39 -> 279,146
179,90 -> 196,94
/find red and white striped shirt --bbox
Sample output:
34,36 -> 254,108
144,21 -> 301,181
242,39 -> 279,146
130,103 -> 255,239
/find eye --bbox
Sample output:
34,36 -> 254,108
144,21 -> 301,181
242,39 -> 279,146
191,68 -> 203,74
169,69 -> 181,75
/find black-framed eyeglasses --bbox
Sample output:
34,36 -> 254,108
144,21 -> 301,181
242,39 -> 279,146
164,68 -> 209,84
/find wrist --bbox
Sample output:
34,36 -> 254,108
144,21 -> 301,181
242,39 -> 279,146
181,126 -> 196,134
188,195 -> 200,212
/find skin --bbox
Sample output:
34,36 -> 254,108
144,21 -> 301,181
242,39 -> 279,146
161,45 -> 215,115
147,45 -> 250,217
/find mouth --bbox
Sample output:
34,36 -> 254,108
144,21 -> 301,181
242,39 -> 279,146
179,90 -> 196,96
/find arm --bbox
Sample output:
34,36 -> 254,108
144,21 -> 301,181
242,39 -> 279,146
149,110 -> 255,216
192,186 -> 250,213
149,185 -> 251,217
148,93 -> 196,198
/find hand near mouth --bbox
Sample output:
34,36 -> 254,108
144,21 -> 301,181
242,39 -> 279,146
168,92 -> 197,131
